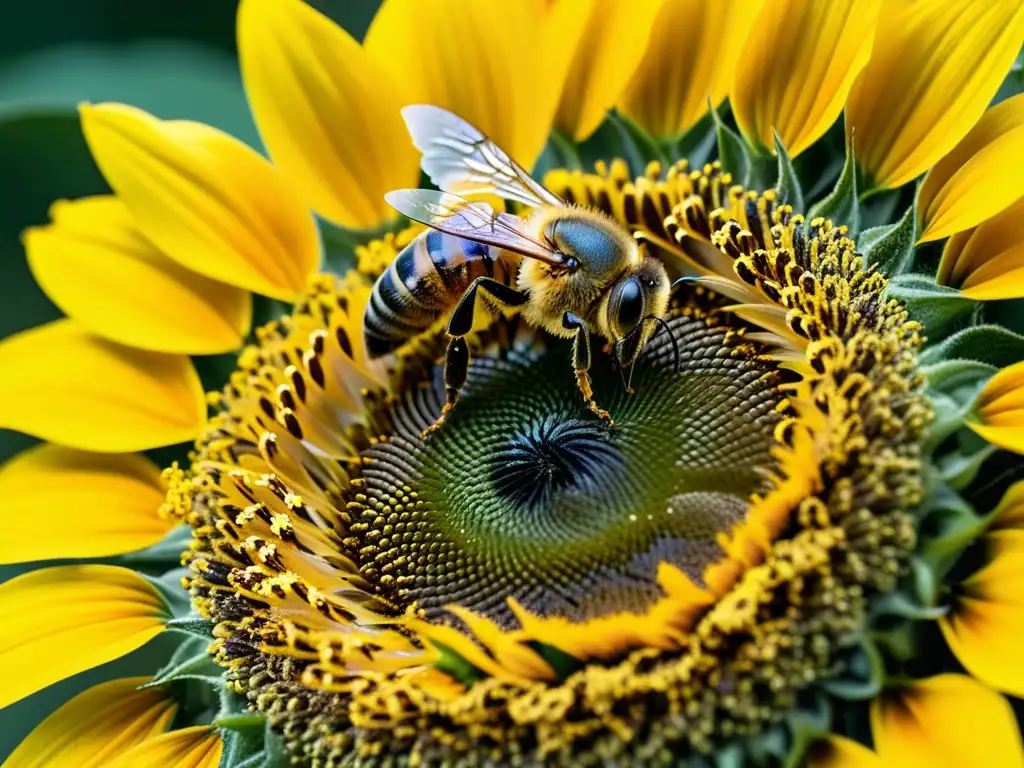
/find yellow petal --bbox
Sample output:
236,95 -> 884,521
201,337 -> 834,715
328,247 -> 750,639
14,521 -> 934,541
0,319 -> 205,452
941,598 -> 1024,699
3,677 -> 177,768
806,735 -> 883,767
991,480 -> 1024,530
969,360 -> 1024,454
0,565 -> 168,709
79,103 -> 319,302
106,727 -> 222,768
846,0 -> 1024,191
552,0 -> 662,141
0,444 -> 173,564
731,0 -> 880,157
619,0 -> 764,139
364,0 -> 562,171
871,675 -> 1024,768
237,0 -> 419,229
24,196 -> 251,354
937,196 -> 1024,301
918,95 -> 1024,243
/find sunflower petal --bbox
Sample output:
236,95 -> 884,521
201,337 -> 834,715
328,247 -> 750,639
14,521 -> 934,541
79,103 -> 320,301
552,0 -> 662,141
24,196 -> 251,354
0,444 -> 173,564
364,0 -> 561,171
620,0 -> 763,139
940,598 -> 1024,698
806,735 -> 883,767
237,0 -> 419,229
3,677 -> 177,768
105,727 -> 222,768
937,196 -> 1024,301
991,480 -> 1024,530
731,0 -> 880,157
871,675 -> 1024,767
969,360 -> 1024,453
0,565 -> 168,709
0,320 -> 205,452
918,95 -> 1024,243
845,0 -> 1024,191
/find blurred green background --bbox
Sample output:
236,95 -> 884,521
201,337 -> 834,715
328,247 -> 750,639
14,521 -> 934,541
0,1 -> 379,759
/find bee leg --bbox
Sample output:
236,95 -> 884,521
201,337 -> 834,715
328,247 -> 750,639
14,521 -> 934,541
422,336 -> 469,439
562,312 -> 614,428
422,277 -> 528,439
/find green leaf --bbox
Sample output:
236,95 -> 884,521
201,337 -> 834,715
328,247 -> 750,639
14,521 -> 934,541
807,140 -> 859,234
886,274 -> 977,338
861,197 -> 916,277
773,130 -> 804,212
709,103 -> 751,187
920,324 -> 1024,368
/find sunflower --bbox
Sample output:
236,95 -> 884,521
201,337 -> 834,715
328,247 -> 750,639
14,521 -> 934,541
3,0 -> 1024,765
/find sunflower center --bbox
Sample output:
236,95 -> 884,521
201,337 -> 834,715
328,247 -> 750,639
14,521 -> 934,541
349,313 -> 785,626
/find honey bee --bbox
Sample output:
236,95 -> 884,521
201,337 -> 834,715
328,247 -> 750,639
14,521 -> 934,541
364,105 -> 670,436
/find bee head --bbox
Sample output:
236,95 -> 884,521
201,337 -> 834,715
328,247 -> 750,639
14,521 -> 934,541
606,254 -> 670,371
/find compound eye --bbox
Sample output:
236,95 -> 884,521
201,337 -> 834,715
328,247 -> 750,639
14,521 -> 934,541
615,277 -> 644,335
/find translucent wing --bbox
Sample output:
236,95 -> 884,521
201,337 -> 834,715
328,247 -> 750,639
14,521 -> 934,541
385,189 -> 568,267
401,105 -> 566,209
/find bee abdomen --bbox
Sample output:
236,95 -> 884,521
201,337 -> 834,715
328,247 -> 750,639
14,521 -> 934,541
364,231 -> 506,358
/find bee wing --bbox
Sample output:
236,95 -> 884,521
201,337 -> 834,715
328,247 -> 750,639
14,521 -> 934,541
401,105 -> 566,210
386,189 -> 569,267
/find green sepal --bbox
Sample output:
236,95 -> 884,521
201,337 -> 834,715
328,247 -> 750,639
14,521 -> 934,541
673,111 -> 717,166
773,130 -> 804,212
526,641 -> 584,680
320,215 -> 405,277
922,360 -> 995,453
117,524 -> 191,567
709,102 -> 751,187
432,641 -> 486,686
916,473 -> 986,580
215,688 -> 290,768
166,614 -> 217,640
807,140 -> 859,235
819,635 -> 885,701
938,442 -> 998,491
867,588 -> 948,624
780,691 -> 833,768
142,567 -> 192,618
886,274 -> 977,339
607,111 -> 670,170
920,324 -> 1024,368
142,635 -> 222,689
860,196 -> 916,277
924,358 -> 998,394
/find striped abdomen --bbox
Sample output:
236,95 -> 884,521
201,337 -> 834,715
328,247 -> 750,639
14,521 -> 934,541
364,230 -> 516,357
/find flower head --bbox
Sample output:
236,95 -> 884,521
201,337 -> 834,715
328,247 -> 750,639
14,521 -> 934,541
3,2 -> 1024,766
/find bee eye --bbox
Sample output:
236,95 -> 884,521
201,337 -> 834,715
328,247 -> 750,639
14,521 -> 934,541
615,277 -> 644,335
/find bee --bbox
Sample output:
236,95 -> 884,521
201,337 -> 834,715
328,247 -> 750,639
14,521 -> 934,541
364,105 -> 670,437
